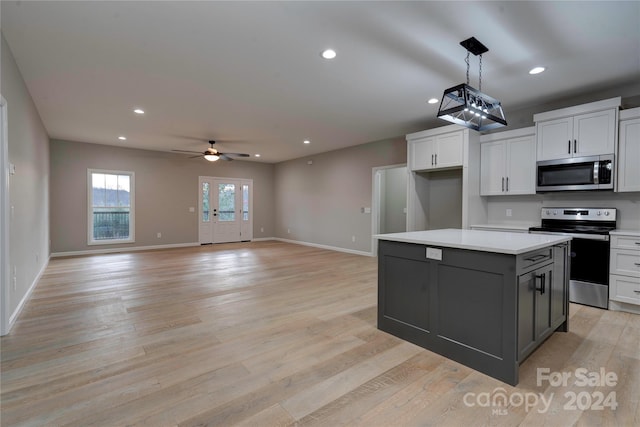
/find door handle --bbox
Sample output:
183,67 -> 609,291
535,273 -> 546,295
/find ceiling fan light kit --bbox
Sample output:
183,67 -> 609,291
437,37 -> 507,132
171,140 -> 250,162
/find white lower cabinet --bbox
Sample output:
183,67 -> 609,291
609,232 -> 640,313
480,127 -> 535,196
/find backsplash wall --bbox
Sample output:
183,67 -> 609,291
486,192 -> 640,230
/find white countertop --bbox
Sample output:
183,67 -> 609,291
611,229 -> 640,237
374,229 -> 571,255
470,224 -> 537,232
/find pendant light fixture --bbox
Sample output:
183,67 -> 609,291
437,37 -> 507,131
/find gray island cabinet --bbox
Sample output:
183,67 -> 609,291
375,229 -> 571,385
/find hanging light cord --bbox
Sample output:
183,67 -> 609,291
479,54 -> 483,91
465,51 -> 470,85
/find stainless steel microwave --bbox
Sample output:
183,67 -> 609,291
536,154 -> 614,192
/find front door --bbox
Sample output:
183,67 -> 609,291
199,176 -> 252,244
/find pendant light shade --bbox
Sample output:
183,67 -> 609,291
437,37 -> 507,131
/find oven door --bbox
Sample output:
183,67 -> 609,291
529,231 -> 610,309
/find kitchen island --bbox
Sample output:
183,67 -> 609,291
374,229 -> 571,385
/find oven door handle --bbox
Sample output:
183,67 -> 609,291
529,230 -> 610,241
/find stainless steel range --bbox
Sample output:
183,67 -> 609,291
529,208 -> 617,309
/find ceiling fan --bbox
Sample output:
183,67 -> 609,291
171,140 -> 250,162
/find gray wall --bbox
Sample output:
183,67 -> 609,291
50,139 -> 275,253
2,34 -> 50,320
274,137 -> 406,253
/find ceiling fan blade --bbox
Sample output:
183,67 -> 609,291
171,149 -> 202,154
221,152 -> 250,157
188,155 -> 202,159
218,154 -> 234,161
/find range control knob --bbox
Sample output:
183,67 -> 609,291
597,211 -> 602,216
553,210 -> 558,215
604,211 -> 610,216
545,210 -> 551,215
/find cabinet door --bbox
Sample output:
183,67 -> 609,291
434,131 -> 464,169
573,109 -> 617,157
537,117 -> 573,161
617,118 -> 640,192
410,137 -> 435,171
480,141 -> 506,195
505,135 -> 536,195
518,263 -> 553,361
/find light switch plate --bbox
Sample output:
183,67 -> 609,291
426,247 -> 442,261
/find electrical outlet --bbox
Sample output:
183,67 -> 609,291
506,209 -> 513,217
287,228 -> 290,234
157,232 -> 162,238
352,236 -> 356,242
260,227 -> 264,233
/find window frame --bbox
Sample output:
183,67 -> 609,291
87,168 -> 135,245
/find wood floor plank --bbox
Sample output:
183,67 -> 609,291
0,241 -> 637,426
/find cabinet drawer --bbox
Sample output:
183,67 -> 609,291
610,249 -> 640,277
518,248 -> 553,272
611,235 -> 640,250
609,275 -> 640,305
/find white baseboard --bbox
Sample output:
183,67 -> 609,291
609,300 -> 640,315
51,242 -> 201,258
6,255 -> 49,333
273,237 -> 373,257
250,237 -> 276,242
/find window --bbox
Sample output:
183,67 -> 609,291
88,169 -> 135,245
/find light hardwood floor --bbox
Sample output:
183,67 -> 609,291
1,241 -> 638,426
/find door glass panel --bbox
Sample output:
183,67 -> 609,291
242,184 -> 249,221
218,183 -> 235,221
202,182 -> 210,222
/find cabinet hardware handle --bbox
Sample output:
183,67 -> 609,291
435,154 -> 437,165
431,154 -> 434,166
634,290 -> 640,294
502,177 -> 505,192
535,273 -> 546,294
574,139 -> 577,153
568,140 -> 571,154
525,254 -> 547,262
634,263 -> 640,266
635,242 -> 640,245
506,177 -> 509,192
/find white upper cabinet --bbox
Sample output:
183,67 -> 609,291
480,127 -> 536,196
534,98 -> 620,161
617,108 -> 640,192
408,128 -> 464,171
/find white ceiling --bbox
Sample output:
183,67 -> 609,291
2,1 -> 639,163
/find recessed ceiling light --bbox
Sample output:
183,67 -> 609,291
118,136 -> 127,140
303,140 -> 311,144
529,66 -> 546,75
255,154 -> 261,157
427,98 -> 439,104
321,49 -> 337,60
133,108 -> 145,114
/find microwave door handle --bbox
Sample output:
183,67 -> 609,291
594,161 -> 599,184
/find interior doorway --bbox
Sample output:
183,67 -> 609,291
198,176 -> 253,244
372,164 -> 407,256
